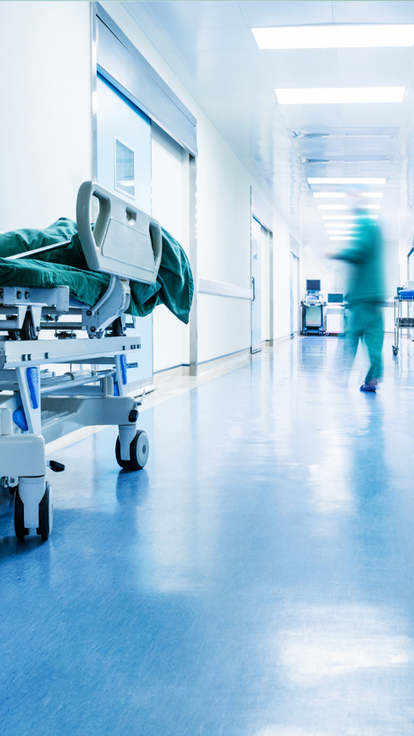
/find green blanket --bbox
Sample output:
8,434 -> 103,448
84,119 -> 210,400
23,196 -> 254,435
0,218 -> 193,324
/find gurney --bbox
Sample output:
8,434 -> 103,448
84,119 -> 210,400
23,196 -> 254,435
0,182 -> 192,541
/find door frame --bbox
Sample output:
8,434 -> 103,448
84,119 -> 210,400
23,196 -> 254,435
90,2 -> 199,376
251,188 -> 274,350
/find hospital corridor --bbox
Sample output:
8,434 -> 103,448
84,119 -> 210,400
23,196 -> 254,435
2,1 -> 414,734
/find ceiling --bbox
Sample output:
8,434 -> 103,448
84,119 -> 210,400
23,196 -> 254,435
123,1 -> 414,246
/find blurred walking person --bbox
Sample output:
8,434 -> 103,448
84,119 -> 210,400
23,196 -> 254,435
329,216 -> 385,392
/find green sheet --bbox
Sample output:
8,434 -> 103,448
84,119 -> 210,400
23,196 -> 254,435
0,218 -> 193,324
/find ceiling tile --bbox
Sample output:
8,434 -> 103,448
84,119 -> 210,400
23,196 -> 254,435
339,103 -> 404,127
270,67 -> 339,88
259,49 -> 338,72
142,1 -> 246,28
148,26 -> 255,52
238,1 -> 334,27
337,47 -> 414,71
332,0 -> 414,23
337,68 -> 411,87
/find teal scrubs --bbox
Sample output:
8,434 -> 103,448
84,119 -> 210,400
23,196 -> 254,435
332,219 -> 385,384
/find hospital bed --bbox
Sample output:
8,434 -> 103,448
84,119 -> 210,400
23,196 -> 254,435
0,182 -> 162,541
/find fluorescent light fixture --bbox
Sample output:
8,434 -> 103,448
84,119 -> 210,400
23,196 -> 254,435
326,230 -> 358,235
309,177 -> 386,185
313,192 -> 383,198
275,88 -> 404,105
326,225 -> 358,229
253,25 -> 414,50
322,214 -> 378,220
330,236 -> 356,240
317,204 -> 380,210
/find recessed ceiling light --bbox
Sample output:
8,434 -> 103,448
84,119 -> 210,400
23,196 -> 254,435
317,204 -> 381,210
301,156 -> 390,165
313,192 -> 384,198
253,25 -> 414,50
322,214 -> 378,220
309,178 -> 386,185
329,236 -> 357,241
326,231 -> 358,235
276,88 -> 404,105
291,127 -> 397,139
325,223 -> 358,228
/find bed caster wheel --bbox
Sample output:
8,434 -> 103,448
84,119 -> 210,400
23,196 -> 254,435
14,482 -> 53,541
37,482 -> 53,541
21,312 -> 38,341
393,346 -> 399,356
13,488 -> 29,540
115,430 -> 149,470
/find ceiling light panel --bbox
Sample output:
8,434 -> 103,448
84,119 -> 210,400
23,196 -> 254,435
275,88 -> 405,105
253,25 -> 414,50
318,204 -> 380,210
301,156 -> 390,164
330,236 -> 356,240
291,128 -> 398,139
313,192 -> 384,198
309,178 -> 386,184
322,214 -> 378,219
325,222 -> 359,227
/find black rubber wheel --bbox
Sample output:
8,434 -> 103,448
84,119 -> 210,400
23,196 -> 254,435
115,436 -> 129,469
21,312 -> 37,341
8,330 -> 20,341
14,488 -> 29,540
393,346 -> 399,356
115,431 -> 149,471
130,430 -> 149,470
37,482 -> 52,541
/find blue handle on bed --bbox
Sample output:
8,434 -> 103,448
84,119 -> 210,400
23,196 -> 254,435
76,181 -> 162,285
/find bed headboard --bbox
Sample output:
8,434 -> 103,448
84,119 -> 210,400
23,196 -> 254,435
76,181 -> 162,284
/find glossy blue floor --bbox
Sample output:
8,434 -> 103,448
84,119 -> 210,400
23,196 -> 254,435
1,335 -> 414,735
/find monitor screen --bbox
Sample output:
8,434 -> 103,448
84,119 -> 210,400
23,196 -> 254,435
306,279 -> 320,291
328,293 -> 344,303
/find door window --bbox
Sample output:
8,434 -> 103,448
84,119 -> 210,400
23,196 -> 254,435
115,138 -> 135,198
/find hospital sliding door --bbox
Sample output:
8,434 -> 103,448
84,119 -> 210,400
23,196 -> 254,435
151,123 -> 190,373
290,252 -> 299,336
251,217 -> 262,353
96,75 -> 153,386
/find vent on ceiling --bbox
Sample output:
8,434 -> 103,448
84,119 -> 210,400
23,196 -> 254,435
300,156 -> 391,164
291,128 -> 398,139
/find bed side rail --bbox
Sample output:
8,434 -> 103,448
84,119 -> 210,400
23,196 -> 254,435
76,181 -> 162,284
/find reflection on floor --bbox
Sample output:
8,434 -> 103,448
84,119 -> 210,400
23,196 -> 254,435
1,334 -> 414,735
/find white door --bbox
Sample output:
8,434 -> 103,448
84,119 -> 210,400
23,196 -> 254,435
251,217 -> 262,353
96,75 -> 153,385
290,252 -> 299,336
151,123 -> 190,373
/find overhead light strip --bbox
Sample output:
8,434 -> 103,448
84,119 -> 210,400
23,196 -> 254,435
325,222 -> 359,228
318,204 -> 380,210
326,229 -> 359,233
313,192 -> 383,198
309,177 -> 386,185
323,214 -> 378,220
252,25 -> 414,50
275,87 -> 404,105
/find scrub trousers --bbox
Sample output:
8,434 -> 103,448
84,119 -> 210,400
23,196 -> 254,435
345,303 -> 384,384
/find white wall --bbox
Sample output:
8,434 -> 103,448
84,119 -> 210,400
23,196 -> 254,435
301,240 -> 347,303
273,213 -> 294,340
0,1 -> 92,230
302,229 -> 398,332
102,2 -> 297,365
0,0 -> 297,372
